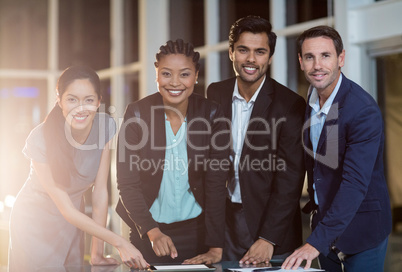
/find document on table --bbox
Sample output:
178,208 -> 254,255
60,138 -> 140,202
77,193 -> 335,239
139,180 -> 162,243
227,267 -> 324,272
149,264 -> 216,271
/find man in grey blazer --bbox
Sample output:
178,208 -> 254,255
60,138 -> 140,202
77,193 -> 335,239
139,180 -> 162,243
207,15 -> 306,265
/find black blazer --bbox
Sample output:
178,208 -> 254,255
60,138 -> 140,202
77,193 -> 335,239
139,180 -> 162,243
116,92 -> 230,248
207,76 -> 306,255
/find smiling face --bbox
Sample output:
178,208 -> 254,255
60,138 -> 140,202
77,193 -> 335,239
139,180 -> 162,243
229,31 -> 272,88
156,54 -> 198,111
299,36 -> 345,96
58,78 -> 100,132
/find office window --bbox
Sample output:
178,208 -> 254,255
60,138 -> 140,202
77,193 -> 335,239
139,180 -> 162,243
194,58 -> 206,96
376,53 -> 402,212
286,0 -> 332,26
59,0 -> 111,70
0,0 -> 48,69
219,0 -> 270,42
124,0 -> 139,64
220,51 -> 235,81
124,72 -> 140,105
287,35 -> 309,98
0,79 -> 47,201
169,0 -> 205,47
100,78 -> 112,114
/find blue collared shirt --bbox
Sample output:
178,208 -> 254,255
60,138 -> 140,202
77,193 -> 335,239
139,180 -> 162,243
309,74 -> 343,205
149,117 -> 202,223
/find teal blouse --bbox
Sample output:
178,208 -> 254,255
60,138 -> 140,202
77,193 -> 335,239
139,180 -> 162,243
149,117 -> 202,223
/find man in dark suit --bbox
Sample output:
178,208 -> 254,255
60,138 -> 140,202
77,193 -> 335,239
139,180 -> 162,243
282,26 -> 392,272
207,15 -> 306,264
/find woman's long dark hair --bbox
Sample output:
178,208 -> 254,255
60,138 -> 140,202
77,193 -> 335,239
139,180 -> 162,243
43,65 -> 101,187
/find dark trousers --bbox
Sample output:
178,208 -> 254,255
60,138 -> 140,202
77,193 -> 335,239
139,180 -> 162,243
312,210 -> 389,272
223,199 -> 291,262
129,215 -> 208,264
316,238 -> 388,272
223,200 -> 254,261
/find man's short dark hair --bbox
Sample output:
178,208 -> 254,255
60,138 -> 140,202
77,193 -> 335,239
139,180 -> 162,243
297,25 -> 344,56
229,15 -> 277,58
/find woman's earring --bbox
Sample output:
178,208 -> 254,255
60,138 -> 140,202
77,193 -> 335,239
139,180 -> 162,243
196,81 -> 198,84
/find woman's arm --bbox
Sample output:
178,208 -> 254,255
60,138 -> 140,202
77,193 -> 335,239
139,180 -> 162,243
90,141 -> 119,265
32,143 -> 148,269
116,103 -> 159,235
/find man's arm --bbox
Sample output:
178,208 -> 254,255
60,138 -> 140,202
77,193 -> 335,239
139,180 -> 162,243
258,96 -> 306,245
282,243 -> 320,270
283,103 -> 384,269
183,104 -> 231,264
307,105 -> 384,254
240,96 -> 306,264
239,238 -> 275,264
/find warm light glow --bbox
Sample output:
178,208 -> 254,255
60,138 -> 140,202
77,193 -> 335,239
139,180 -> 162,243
4,195 -> 16,208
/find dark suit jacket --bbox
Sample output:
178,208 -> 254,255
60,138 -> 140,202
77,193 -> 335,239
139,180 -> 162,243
303,74 -> 392,256
116,92 -> 230,248
207,76 -> 306,255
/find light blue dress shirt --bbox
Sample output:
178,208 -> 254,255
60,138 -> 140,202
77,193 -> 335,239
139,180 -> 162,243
149,117 -> 202,223
228,76 -> 265,203
309,74 -> 343,205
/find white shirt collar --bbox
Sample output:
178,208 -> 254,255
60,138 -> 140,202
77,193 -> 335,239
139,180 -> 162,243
232,76 -> 266,104
309,73 -> 343,115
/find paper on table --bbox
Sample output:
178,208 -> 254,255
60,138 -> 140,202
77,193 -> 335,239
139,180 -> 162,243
227,267 -> 324,272
151,264 -> 215,271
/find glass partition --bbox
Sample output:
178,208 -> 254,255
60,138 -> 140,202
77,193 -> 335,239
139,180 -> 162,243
0,0 -> 48,69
